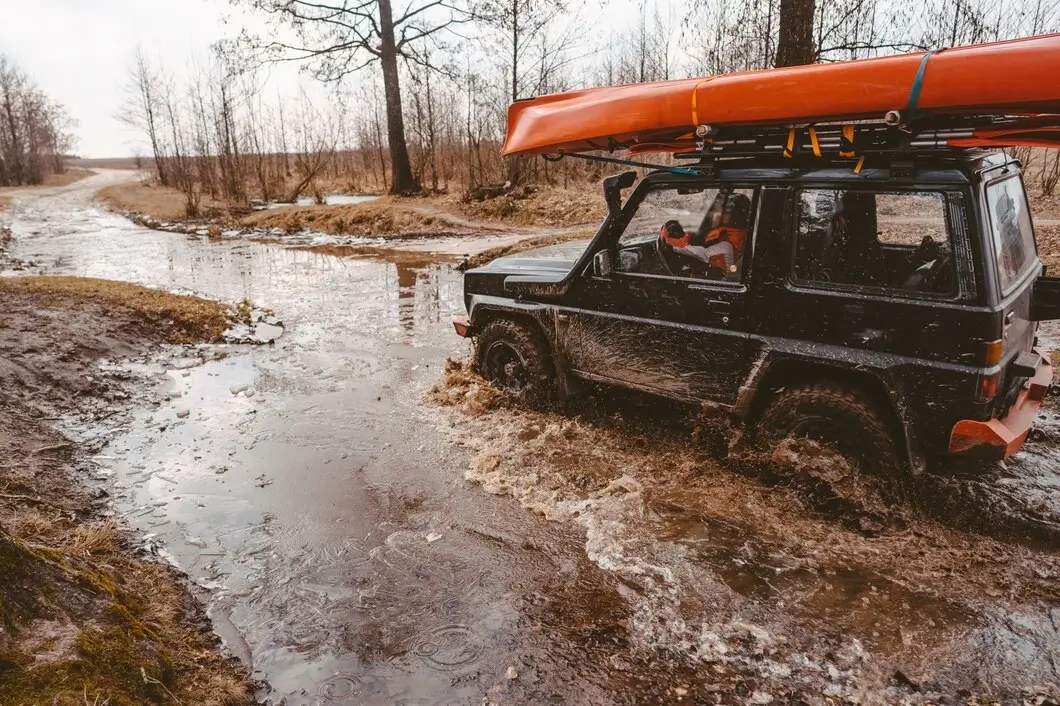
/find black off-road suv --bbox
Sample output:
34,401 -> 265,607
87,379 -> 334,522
453,137 -> 1058,479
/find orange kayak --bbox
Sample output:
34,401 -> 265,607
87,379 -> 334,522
502,34 -> 1060,156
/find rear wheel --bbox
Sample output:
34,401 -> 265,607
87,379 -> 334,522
757,383 -> 908,496
474,318 -> 554,400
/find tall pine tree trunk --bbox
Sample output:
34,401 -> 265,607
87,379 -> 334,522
775,0 -> 816,67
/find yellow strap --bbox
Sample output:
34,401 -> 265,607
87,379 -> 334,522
808,127 -> 821,157
783,128 -> 796,158
854,156 -> 865,174
690,78 -> 713,127
839,125 -> 855,157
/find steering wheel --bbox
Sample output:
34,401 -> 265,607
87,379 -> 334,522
656,219 -> 683,275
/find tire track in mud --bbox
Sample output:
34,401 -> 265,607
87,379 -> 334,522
426,358 -> 1060,702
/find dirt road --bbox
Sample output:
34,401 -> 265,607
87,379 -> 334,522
4,171 -> 1060,704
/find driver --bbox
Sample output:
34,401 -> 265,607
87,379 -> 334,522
659,193 -> 751,277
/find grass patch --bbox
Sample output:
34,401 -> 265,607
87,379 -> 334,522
461,229 -> 594,270
98,181 -> 243,221
451,185 -> 605,227
0,277 -> 231,343
239,197 -> 457,236
42,168 -> 94,188
0,524 -> 251,705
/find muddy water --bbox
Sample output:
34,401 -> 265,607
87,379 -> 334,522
3,173 -> 687,703
5,172 -> 1060,704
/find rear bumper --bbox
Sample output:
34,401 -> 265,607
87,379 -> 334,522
949,348 -> 1053,459
453,315 -> 473,338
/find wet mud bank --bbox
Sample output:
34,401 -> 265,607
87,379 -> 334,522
429,359 -> 1060,703
0,280 -> 254,704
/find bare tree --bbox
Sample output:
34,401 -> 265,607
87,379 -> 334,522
0,55 -> 75,186
119,48 -> 169,185
229,0 -> 470,195
776,0 -> 816,66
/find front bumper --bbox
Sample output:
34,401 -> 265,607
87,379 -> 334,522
949,348 -> 1053,458
453,315 -> 472,338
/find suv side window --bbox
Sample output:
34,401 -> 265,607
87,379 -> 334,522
617,186 -> 759,283
793,189 -> 957,296
985,175 -> 1038,294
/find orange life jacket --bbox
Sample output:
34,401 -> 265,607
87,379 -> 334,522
704,227 -> 747,256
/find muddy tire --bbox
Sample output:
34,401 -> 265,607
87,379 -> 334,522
474,318 -> 554,400
757,383 -> 908,496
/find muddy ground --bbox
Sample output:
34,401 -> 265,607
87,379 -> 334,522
0,280 -> 253,704
2,170 -> 1060,704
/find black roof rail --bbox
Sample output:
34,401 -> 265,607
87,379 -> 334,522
671,115 -> 1024,162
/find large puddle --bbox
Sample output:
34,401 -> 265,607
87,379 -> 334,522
4,171 -> 1060,704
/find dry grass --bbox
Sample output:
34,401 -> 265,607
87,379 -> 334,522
240,197 -> 462,236
69,521 -> 123,556
240,185 -> 605,237
1038,224 -> 1060,274
97,181 -> 243,221
41,168 -> 94,188
461,228 -> 595,270
0,169 -> 92,196
0,276 -> 231,343
449,185 -> 606,227
0,195 -> 11,212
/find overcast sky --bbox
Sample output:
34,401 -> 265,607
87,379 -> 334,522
0,0 -> 241,158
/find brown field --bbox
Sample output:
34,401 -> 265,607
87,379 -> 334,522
0,168 -> 93,194
239,197 -> 469,236
69,157 -> 145,170
240,186 -> 605,237
446,186 -> 606,227
97,181 -> 246,221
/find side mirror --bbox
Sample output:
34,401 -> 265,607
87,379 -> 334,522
592,250 -> 614,277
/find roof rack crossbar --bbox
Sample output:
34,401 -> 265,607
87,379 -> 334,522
670,114 -> 1039,160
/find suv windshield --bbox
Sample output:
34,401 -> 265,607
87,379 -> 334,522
986,176 -> 1037,294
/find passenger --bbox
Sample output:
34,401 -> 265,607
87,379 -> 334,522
660,193 -> 751,278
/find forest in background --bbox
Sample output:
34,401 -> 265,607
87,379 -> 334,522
102,0 -> 1060,211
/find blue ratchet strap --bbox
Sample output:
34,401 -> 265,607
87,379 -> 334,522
904,49 -> 941,125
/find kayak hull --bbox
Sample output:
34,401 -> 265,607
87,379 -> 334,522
502,34 -> 1060,156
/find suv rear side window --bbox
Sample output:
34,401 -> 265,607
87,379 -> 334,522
793,189 -> 956,296
985,176 -> 1037,294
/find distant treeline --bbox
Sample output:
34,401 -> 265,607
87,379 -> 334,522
0,55 -> 76,187
120,0 -> 1060,210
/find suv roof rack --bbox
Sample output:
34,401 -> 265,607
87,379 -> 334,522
671,114 -> 1048,163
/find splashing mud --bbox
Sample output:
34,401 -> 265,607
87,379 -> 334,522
428,358 -> 1060,702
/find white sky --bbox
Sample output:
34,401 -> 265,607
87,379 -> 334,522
0,0 -> 244,158
0,0 -> 663,158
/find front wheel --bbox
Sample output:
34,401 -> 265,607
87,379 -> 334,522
474,318 -> 554,400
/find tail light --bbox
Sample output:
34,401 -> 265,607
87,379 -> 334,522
983,338 -> 1003,366
976,371 -> 1001,403
975,339 -> 1004,403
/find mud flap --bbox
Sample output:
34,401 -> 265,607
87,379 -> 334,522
1030,275 -> 1060,320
